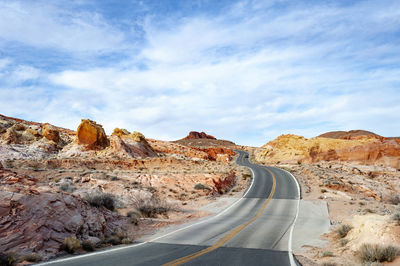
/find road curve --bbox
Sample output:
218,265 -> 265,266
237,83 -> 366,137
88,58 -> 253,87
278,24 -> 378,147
38,151 -> 300,266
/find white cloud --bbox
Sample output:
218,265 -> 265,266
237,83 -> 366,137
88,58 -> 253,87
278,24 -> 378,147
0,1 -> 125,52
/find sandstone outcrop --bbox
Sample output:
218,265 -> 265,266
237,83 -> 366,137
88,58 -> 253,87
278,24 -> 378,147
255,134 -> 400,168
318,130 -> 380,139
112,128 -> 130,137
184,131 -> 216,140
42,123 -> 60,143
77,119 -> 109,149
109,134 -> 157,158
0,168 -> 125,259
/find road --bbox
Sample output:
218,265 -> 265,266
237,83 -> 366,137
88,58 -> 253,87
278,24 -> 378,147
39,151 -> 300,266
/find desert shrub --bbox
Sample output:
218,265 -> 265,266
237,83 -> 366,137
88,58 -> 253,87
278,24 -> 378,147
388,195 -> 400,205
22,252 -> 42,262
359,243 -> 398,263
127,210 -> 140,225
60,237 -> 81,254
392,213 -> 400,225
110,176 -> 119,181
194,183 -> 210,190
336,224 -> 353,238
121,238 -> 131,244
0,253 -> 17,266
140,205 -> 169,218
81,240 -> 95,251
105,232 -> 126,245
86,193 -> 115,211
135,195 -> 170,218
319,251 -> 334,258
60,183 -> 76,193
105,235 -> 121,245
339,238 -> 349,247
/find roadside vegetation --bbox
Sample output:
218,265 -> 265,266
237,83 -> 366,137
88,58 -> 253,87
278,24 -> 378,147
358,243 -> 399,263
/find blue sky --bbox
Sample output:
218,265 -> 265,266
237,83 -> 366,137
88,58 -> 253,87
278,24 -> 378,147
0,0 -> 399,146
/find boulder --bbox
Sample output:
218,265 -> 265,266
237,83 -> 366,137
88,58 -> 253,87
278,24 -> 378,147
76,119 -> 109,149
42,123 -> 60,143
129,131 -> 146,142
112,128 -> 130,137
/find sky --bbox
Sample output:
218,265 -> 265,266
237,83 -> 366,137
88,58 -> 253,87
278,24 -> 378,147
0,0 -> 399,146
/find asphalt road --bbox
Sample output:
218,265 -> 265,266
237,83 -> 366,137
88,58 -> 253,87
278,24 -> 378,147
39,151 -> 300,266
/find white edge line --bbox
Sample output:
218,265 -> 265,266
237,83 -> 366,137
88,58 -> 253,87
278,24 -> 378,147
279,168 -> 301,266
37,152 -> 255,265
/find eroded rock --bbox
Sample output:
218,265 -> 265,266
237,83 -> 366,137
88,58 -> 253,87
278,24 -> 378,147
0,168 -> 125,259
42,123 -> 60,143
77,119 -> 109,149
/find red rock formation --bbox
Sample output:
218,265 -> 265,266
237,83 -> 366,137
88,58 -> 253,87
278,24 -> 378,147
212,172 -> 236,194
184,131 -> 216,140
0,168 -> 124,259
190,147 -> 235,162
76,119 -> 109,149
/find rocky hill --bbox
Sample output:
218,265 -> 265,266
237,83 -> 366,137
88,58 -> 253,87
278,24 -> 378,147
0,114 -> 246,263
318,130 -> 379,139
255,133 -> 400,169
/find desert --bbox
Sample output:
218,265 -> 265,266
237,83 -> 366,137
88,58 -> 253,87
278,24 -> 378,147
0,114 -> 250,264
1,1 -> 400,265
1,114 -> 400,266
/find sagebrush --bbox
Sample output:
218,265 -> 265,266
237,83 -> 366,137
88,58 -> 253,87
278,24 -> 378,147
86,193 -> 115,211
358,243 -> 398,263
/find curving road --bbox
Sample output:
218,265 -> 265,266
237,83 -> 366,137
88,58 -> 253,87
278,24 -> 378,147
39,151 -> 300,266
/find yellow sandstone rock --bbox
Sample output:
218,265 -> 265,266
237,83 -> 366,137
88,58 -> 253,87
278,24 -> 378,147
77,119 -> 109,149
112,128 -> 130,137
42,123 -> 60,143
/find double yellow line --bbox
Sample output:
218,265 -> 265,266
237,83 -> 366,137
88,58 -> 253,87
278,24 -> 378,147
163,168 -> 277,266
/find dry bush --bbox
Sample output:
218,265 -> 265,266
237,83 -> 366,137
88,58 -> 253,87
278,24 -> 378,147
60,237 -> 81,254
319,251 -> 334,258
392,213 -> 400,225
121,238 -> 131,244
339,238 -> 349,247
22,253 -> 42,262
0,253 -> 17,266
194,183 -> 210,190
336,224 -> 353,238
134,194 -> 170,218
85,193 -> 115,211
388,195 -> 400,205
105,232 -> 127,245
127,210 -> 141,225
81,240 -> 95,251
359,243 -> 398,263
60,183 -> 76,193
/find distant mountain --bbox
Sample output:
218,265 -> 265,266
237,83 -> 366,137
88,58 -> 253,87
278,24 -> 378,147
175,131 -> 235,148
318,130 -> 380,139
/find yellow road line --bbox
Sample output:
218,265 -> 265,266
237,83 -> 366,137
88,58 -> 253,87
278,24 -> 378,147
163,168 -> 276,266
